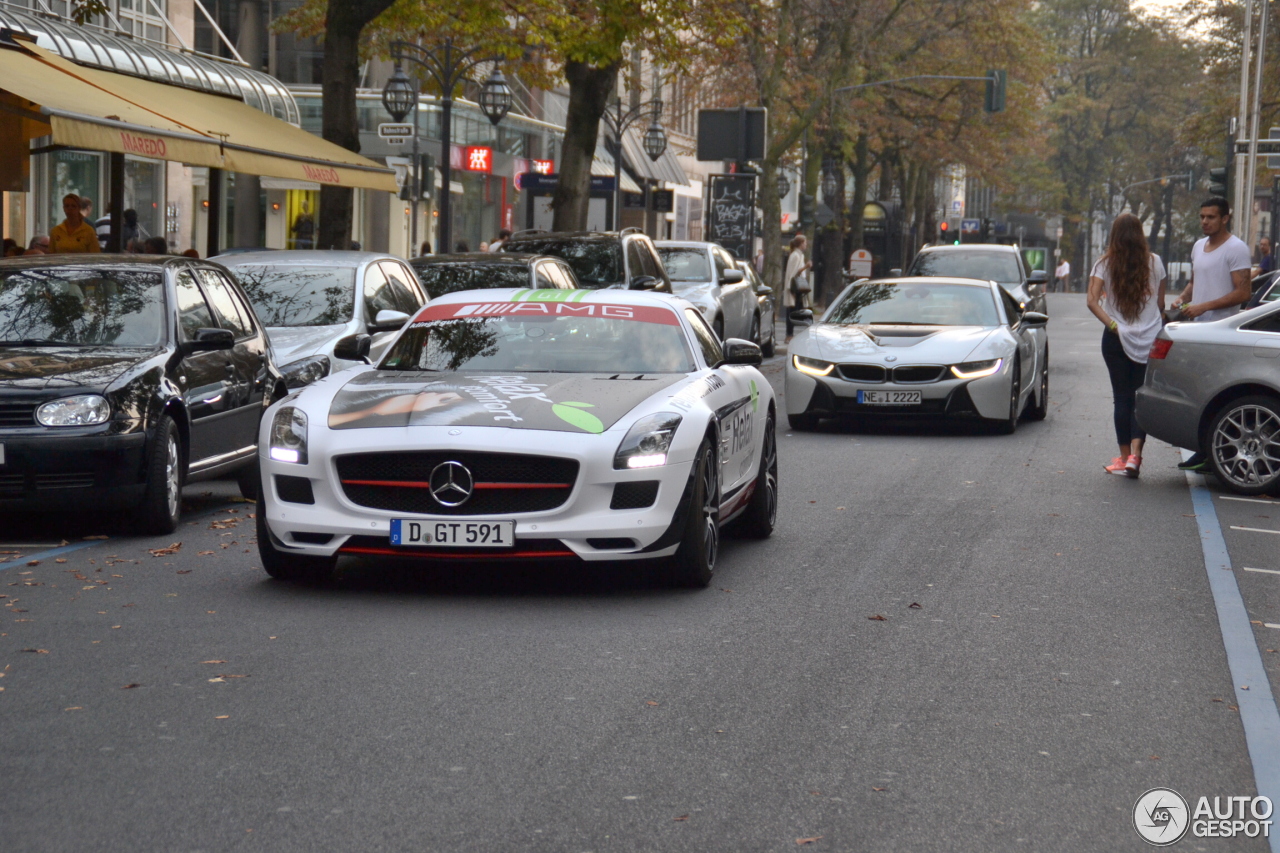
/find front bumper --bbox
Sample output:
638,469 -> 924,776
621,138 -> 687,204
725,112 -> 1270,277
0,428 -> 148,509
259,425 -> 697,562
784,360 -> 1011,420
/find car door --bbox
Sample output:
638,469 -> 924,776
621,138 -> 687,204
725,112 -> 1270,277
1000,287 -> 1037,398
362,263 -> 414,361
683,307 -> 759,497
712,248 -> 751,338
197,268 -> 270,452
173,269 -> 237,464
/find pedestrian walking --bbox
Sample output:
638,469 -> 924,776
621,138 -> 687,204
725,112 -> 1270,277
1254,236 -> 1274,276
48,194 -> 101,254
419,240 -> 432,256
783,234 -> 812,342
489,229 -> 511,252
1173,196 -> 1252,471
1087,213 -> 1167,478
1054,258 -> 1070,293
753,248 -> 765,274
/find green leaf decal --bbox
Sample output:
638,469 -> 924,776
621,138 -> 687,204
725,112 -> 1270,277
552,402 -> 604,433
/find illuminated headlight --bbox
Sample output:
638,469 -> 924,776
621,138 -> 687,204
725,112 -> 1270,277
614,412 -> 682,469
269,406 -> 308,464
36,394 -> 110,426
281,354 -> 330,389
951,358 -> 1003,379
792,355 -> 834,377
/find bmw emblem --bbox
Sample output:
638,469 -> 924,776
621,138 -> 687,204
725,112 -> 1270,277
885,355 -> 898,362
429,461 -> 474,507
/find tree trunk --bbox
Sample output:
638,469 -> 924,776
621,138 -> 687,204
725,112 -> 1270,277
847,134 -> 869,253
553,61 -> 618,232
759,159 -> 783,291
317,0 -> 393,251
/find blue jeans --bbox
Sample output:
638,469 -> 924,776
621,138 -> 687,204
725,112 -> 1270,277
1101,330 -> 1146,445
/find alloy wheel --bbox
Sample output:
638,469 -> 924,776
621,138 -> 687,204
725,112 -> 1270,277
761,420 -> 778,527
701,450 -> 720,569
1211,403 -> 1280,488
165,432 -> 180,518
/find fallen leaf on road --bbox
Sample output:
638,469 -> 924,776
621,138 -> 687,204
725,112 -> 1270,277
217,674 -> 248,678
20,648 -> 48,653
868,614 -> 886,621
836,506 -> 846,511
1228,705 -> 1239,712
809,791 -> 821,796
121,683 -> 140,689
148,543 -> 182,557
721,588 -> 731,593
673,815 -> 689,821
1182,514 -> 1196,518
1241,685 -> 1250,690
808,500 -> 816,504
26,560 -> 39,566
206,611 -> 216,614
201,660 -> 227,664
1253,620 -> 1264,625
991,615 -> 1000,619
111,626 -> 120,629
1150,755 -> 1160,760
215,715 -> 229,720
872,787 -> 887,792
208,677 -> 225,683
796,837 -> 823,846
646,700 -> 660,706
54,559 -> 66,564
1212,698 -> 1224,703
198,551 -> 215,556
176,570 -> 191,574
82,535 -> 108,540
908,602 -> 922,609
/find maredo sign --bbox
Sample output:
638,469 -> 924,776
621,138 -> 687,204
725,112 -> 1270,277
119,131 -> 167,158
301,164 -> 341,184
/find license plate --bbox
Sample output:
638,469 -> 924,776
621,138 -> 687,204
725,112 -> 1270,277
857,390 -> 922,406
390,519 -> 515,548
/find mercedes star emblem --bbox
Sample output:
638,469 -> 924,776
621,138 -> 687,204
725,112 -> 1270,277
885,355 -> 898,362
429,461 -> 474,507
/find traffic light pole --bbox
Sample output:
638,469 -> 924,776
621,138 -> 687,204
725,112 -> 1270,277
835,72 -> 1007,112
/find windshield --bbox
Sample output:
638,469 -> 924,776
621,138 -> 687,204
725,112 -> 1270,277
826,282 -> 999,326
657,248 -> 712,282
381,301 -> 692,373
410,262 -> 530,298
505,240 -> 621,287
908,250 -> 1023,287
0,267 -> 164,347
229,265 -> 355,327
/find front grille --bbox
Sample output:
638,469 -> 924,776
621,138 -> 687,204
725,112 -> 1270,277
338,534 -> 576,560
0,473 -> 24,493
892,365 -> 947,383
335,451 -> 578,516
838,364 -> 886,382
0,402 -> 37,427
587,538 -> 637,550
34,472 -> 95,490
611,481 -> 659,510
290,531 -> 332,545
276,475 -> 315,505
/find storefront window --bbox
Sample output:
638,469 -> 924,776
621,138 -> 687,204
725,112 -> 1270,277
49,151 -> 101,233
124,157 -> 164,244
286,190 -> 320,250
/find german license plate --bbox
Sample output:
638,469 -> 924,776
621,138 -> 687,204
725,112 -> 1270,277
857,390 -> 922,406
390,519 -> 515,548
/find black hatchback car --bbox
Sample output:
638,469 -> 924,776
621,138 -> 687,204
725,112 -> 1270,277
0,255 -> 284,533
408,252 -> 580,298
500,229 -> 673,292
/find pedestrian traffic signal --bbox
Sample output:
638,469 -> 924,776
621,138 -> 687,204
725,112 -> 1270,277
799,194 -> 816,228
984,70 -> 1007,114
1208,165 -> 1229,197
419,153 -> 435,200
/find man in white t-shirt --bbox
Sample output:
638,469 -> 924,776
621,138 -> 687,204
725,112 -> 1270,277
1176,197 -> 1251,323
1053,259 -> 1070,292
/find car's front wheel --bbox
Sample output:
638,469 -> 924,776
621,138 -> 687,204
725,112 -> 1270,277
256,510 -> 337,583
1208,395 -> 1280,495
138,415 -> 182,534
1026,345 -> 1049,421
989,358 -> 1021,435
788,412 -> 819,430
738,412 -> 778,538
667,439 -> 719,587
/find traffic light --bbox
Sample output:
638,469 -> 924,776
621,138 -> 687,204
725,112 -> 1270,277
799,193 -> 816,228
984,70 -> 1007,113
418,153 -> 435,200
938,221 -> 949,243
1208,164 -> 1229,197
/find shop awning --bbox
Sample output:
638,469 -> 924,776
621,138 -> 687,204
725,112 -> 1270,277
620,129 -> 688,186
0,34 -> 396,192
590,144 -> 641,194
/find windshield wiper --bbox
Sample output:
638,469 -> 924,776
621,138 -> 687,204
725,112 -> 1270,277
0,338 -> 89,347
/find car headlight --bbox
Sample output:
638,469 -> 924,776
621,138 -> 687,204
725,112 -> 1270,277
36,394 -> 110,426
792,355 -> 834,377
269,406 -> 308,464
951,358 -> 1003,379
614,412 -> 682,469
280,355 -> 330,389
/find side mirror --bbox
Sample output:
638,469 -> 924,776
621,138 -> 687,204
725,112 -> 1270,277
720,268 -> 745,284
755,285 -> 773,297
719,337 -> 763,366
369,309 -> 410,332
789,308 -> 814,327
183,327 -> 234,354
1021,311 -> 1049,328
889,268 -> 902,277
1028,270 -> 1049,284
333,333 -> 372,363
629,275 -> 660,291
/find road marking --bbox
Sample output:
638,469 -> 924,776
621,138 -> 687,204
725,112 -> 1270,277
1267,624 -> 1280,630
1219,495 -> 1280,506
1230,526 -> 1280,535
1244,567 -> 1280,576
0,539 -> 105,570
1186,466 -> 1280,853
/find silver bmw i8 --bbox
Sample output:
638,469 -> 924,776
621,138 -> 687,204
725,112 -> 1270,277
784,276 -> 1049,433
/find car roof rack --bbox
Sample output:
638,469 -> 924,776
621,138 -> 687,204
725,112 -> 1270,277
511,229 -> 549,238
619,227 -> 643,236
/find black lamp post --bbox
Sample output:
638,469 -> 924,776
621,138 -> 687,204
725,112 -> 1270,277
386,39 -> 509,255
776,171 -> 791,199
601,97 -> 666,231
821,158 -> 840,201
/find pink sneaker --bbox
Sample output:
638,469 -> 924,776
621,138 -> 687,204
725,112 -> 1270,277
1104,457 -> 1127,475
1125,455 -> 1141,478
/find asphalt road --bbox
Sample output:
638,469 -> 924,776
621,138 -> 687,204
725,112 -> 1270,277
2,293 -> 1278,852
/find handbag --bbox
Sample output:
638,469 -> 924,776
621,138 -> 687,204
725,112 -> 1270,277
791,272 -> 812,295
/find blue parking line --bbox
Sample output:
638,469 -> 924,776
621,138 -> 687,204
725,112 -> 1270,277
1186,468 -> 1280,853
0,538 -> 104,571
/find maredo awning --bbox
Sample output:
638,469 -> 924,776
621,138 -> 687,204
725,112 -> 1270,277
0,31 -> 396,192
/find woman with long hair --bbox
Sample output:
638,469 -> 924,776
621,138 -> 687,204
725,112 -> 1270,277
1087,213 -> 1167,477
783,233 -> 812,340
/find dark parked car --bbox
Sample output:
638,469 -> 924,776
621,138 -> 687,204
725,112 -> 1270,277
409,252 -> 580,298
500,229 -> 672,293
0,255 -> 284,532
906,243 -> 1048,314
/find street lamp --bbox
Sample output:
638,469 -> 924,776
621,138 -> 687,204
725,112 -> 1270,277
776,171 -> 791,199
821,157 -> 840,201
387,39 -> 508,255
381,65 -> 416,122
642,120 -> 667,162
601,96 -> 666,231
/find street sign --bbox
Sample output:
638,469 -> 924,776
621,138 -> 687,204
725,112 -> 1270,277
1269,127 -> 1280,171
1234,138 -> 1280,155
961,218 -> 980,233
814,202 -> 835,227
378,123 -> 413,143
848,248 -> 873,278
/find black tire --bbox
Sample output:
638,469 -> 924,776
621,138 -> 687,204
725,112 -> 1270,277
667,439 -> 719,588
1207,395 -> 1280,496
739,412 -> 778,538
749,313 -> 761,347
138,415 -> 182,535
761,316 -> 776,357
713,316 -> 725,342
1026,345 -> 1049,421
256,509 -> 336,583
990,358 -> 1021,435
235,459 -> 260,501
788,412 -> 819,430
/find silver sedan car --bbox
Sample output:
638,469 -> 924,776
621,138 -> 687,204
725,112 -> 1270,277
1136,301 -> 1280,495
655,241 -> 758,343
217,251 -> 428,388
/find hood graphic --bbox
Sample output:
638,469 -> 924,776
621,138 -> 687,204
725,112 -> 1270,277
807,324 -> 997,364
328,370 -> 685,432
267,324 -> 349,365
0,347 -> 152,390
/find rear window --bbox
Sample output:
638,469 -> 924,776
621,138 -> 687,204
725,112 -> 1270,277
504,240 -> 621,287
657,248 -> 712,282
410,262 -> 531,298
908,250 -> 1023,287
229,264 -> 355,327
